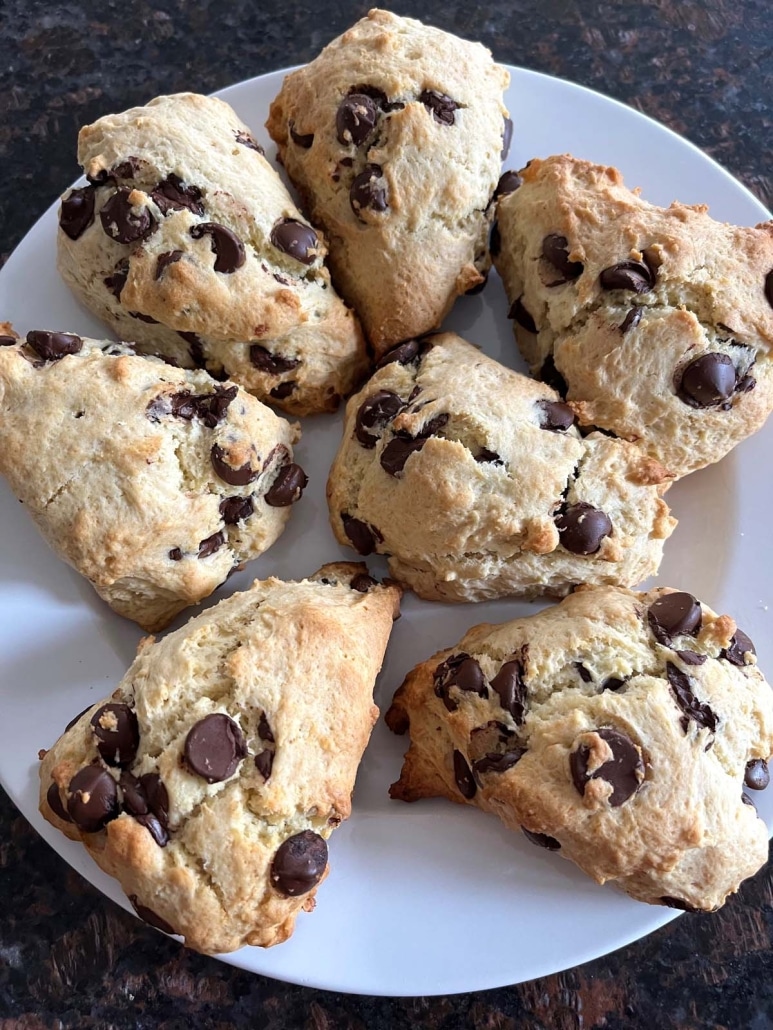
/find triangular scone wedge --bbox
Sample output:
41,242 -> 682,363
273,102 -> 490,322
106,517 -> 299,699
40,564 -> 401,954
57,93 -> 368,416
493,155 -> 773,478
0,326 -> 305,631
267,10 -> 510,356
387,584 -> 773,912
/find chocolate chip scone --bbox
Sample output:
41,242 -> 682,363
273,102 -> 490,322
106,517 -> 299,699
492,155 -> 773,478
266,9 -> 510,356
326,332 -> 675,601
57,92 -> 368,416
386,585 -> 773,911
0,326 -> 304,631
39,563 -> 401,954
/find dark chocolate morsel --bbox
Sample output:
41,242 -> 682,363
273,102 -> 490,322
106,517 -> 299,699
722,629 -> 756,666
46,782 -> 72,823
270,382 -> 296,400
168,547 -> 183,561
420,412 -> 448,438
60,186 -> 96,239
380,434 -> 427,476
509,297 -> 537,334
666,662 -> 718,735
555,502 -> 612,555
151,174 -> 204,216
255,749 -> 274,780
289,121 -> 315,148
119,771 -> 147,816
660,896 -> 701,913
249,344 -> 300,374
541,234 -> 583,285
494,170 -> 522,199
100,187 -> 157,244
0,335 -> 17,346
433,653 -> 487,712
599,259 -> 656,293
104,259 -> 129,300
674,650 -> 707,666
90,703 -> 139,767
537,399 -> 574,431
270,830 -> 328,896
501,117 -> 513,160
336,93 -> 378,144
265,463 -> 308,506
110,157 -> 142,179
355,390 -> 406,448
648,592 -> 702,643
472,748 -> 526,776
155,250 -> 183,280
539,355 -> 568,398
375,339 -> 422,370
211,443 -> 259,486
453,750 -> 477,799
522,828 -> 561,851
350,164 -> 388,218
419,90 -> 461,126
270,219 -> 318,265
184,713 -> 247,783
491,659 -> 527,725
219,495 -> 254,525
620,307 -> 642,333
677,352 -> 736,408
744,759 -> 769,791
67,766 -> 119,833
351,573 -> 377,592
235,130 -> 264,154
570,727 -> 643,806
197,532 -> 225,559
190,222 -> 246,273
341,514 -> 382,555
129,895 -> 177,934
135,813 -> 169,847
26,331 -> 83,362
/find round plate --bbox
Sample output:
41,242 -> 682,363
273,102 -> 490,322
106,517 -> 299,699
0,65 -> 771,997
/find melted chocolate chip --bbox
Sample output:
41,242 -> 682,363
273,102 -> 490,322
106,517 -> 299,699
660,896 -> 701,913
190,222 -> 245,273
523,828 -> 561,850
90,703 -> 139,768
647,592 -> 702,644
119,771 -> 147,816
341,514 -> 382,555
111,157 -> 141,179
265,463 -> 308,506
355,391 -> 406,448
271,830 -> 328,896
501,117 -> 513,160
46,782 -> 72,822
350,165 -> 388,218
336,93 -> 378,145
289,121 -> 314,148
539,355 -> 568,398
26,331 -> 83,362
0,335 -> 16,346
542,234 -> 583,285
599,258 -> 656,293
151,174 -> 204,216
270,219 -> 319,265
168,547 -> 183,561
197,532 -> 224,559
136,813 -> 169,848
184,713 -> 246,783
104,259 -> 129,300
155,250 -> 183,280
537,399 -> 574,431
745,759 -> 769,791
494,170 -> 522,199
211,443 -> 259,486
555,502 -> 612,555
150,384 -> 238,428
473,749 -> 525,776
219,495 -> 254,524
375,339 -> 423,370
570,727 -> 643,806
433,653 -> 487,712
419,90 -> 461,125
380,434 -> 427,476
255,750 -> 274,780
67,766 -> 119,833
677,352 -> 736,408
129,895 -> 177,934
351,573 -> 377,592
235,130 -> 264,154
453,750 -> 477,798
249,345 -> 300,374
722,629 -> 756,666
666,662 -> 718,735
60,186 -> 96,239
674,650 -> 707,666
620,307 -> 642,333
100,187 -> 157,244
491,659 -> 527,725
421,413 -> 448,437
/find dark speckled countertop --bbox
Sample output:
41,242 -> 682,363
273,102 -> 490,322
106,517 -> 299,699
2,1 -> 773,1026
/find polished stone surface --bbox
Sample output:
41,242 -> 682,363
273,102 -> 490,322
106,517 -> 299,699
1,0 -> 772,1025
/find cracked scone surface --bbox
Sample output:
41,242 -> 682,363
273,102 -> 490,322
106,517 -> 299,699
492,155 -> 773,478
266,9 -> 510,355
326,332 -> 675,601
39,563 -> 401,954
57,92 -> 368,416
386,585 -> 773,911
0,327 -> 303,631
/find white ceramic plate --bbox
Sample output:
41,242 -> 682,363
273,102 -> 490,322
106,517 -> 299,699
0,65 -> 771,997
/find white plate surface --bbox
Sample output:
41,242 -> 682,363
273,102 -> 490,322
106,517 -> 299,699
0,65 -> 771,997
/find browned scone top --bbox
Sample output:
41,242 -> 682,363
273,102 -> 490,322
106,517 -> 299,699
267,9 -> 510,355
493,154 -> 773,478
39,563 -> 401,955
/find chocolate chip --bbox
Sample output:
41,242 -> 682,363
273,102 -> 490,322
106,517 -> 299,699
509,297 -> 537,334
289,121 -> 314,148
472,749 -> 525,776
46,782 -> 72,822
355,391 -> 406,448
270,219 -> 319,265
249,345 -> 300,374
255,750 -> 274,780
674,650 -> 707,666
599,259 -> 655,293
491,659 -> 527,725
119,771 -> 147,816
494,170 -> 522,199
155,250 -> 183,280
26,331 -> 83,362
336,93 -> 378,144
190,222 -> 245,274
271,829 -> 328,896
351,573 -> 377,592
375,339 -> 423,370
151,174 -> 204,216
765,270 -> 773,309
722,629 -> 756,666
67,766 -> 119,833
210,443 -> 259,486
342,514 -> 382,555
129,895 -> 177,934
602,677 -> 626,692
136,813 -> 169,848
100,187 -> 157,244
60,186 -> 96,240
660,896 -> 700,913
197,531 -> 224,559
380,434 -> 427,476
539,355 -> 568,398
434,653 -> 487,712
542,234 -> 583,285
90,703 -> 139,767
235,130 -> 264,154
155,385 -> 238,428
537,399 -> 574,431
168,547 -> 183,561
265,463 -> 308,506
0,335 -> 16,346
350,165 -> 387,218
348,84 -> 394,109
620,307 -> 642,333
258,713 -> 274,742
419,90 -> 460,126
120,770 -> 169,845
270,382 -> 296,400
555,503 -> 612,555
570,727 -> 643,806
501,117 -> 513,160
575,662 -> 593,683
490,221 -> 501,257
217,495 -> 252,525
677,352 -> 736,408
453,750 -> 477,799
184,713 -> 246,783
648,592 -> 702,643
666,662 -> 718,735
522,828 -> 560,850
104,259 -> 129,300
745,759 -> 769,791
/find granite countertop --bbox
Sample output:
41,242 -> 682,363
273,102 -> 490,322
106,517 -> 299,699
1,1 -> 772,1026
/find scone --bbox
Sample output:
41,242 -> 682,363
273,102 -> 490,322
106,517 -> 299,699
39,563 -> 401,954
386,585 -> 773,911
57,92 -> 368,416
266,9 -> 510,356
0,326 -> 304,631
326,332 -> 676,601
492,154 -> 773,478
